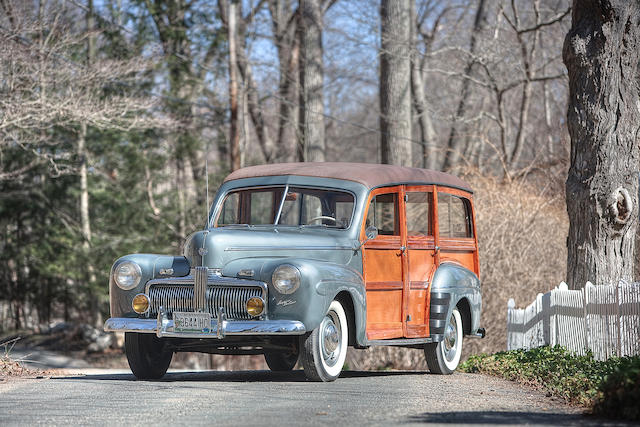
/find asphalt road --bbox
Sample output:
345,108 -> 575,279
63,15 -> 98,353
0,369 -> 628,426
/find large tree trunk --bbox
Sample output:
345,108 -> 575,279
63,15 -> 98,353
380,0 -> 412,166
563,1 -> 640,289
268,0 -> 300,162
82,0 -> 100,327
298,0 -> 325,162
227,1 -> 241,171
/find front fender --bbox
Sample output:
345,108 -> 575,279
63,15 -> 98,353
431,262 -> 482,337
109,254 -> 190,318
222,257 -> 366,342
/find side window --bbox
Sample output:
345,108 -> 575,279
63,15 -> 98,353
366,193 -> 398,236
406,192 -> 432,236
220,192 -> 239,224
438,193 -> 473,238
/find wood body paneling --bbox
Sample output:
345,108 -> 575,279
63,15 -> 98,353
361,184 -> 478,341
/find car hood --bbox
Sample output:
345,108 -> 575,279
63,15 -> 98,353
183,227 -> 357,269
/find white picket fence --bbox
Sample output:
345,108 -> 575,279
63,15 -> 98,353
506,281 -> 640,360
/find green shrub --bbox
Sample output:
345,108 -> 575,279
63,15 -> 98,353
461,346 -> 640,421
593,356 -> 640,421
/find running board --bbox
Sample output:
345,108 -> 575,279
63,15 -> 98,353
366,337 -> 434,346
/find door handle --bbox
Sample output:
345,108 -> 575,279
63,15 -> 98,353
398,246 -> 406,256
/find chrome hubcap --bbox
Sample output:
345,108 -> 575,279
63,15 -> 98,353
443,314 -> 458,362
320,312 -> 341,366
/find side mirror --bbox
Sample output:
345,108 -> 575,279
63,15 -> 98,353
365,226 -> 378,240
355,226 -> 378,252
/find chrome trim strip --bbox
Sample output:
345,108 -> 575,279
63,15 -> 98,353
193,267 -> 207,312
224,246 -> 353,251
104,317 -> 306,337
274,183 -> 289,224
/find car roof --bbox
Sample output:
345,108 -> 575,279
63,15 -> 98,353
223,162 -> 473,193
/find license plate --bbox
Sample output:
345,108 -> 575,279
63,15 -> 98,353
173,312 -> 212,333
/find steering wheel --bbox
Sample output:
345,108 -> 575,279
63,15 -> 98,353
307,216 -> 346,228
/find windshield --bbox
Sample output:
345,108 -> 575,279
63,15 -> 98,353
215,186 -> 354,229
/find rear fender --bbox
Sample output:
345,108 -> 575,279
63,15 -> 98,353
430,262 -> 482,338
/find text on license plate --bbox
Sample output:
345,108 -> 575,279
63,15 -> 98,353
173,312 -> 212,332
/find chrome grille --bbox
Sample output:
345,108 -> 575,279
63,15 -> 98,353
148,284 -> 263,320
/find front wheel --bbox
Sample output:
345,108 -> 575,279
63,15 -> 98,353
264,345 -> 299,371
299,300 -> 348,382
125,332 -> 173,380
424,307 -> 463,374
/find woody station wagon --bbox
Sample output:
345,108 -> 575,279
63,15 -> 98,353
105,162 -> 484,381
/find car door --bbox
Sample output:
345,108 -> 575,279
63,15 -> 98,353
362,186 -> 405,340
435,189 -> 479,275
403,186 -> 437,338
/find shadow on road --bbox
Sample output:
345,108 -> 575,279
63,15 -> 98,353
54,369 -> 429,383
407,411 -> 619,426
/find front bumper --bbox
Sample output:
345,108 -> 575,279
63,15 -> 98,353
104,309 -> 306,339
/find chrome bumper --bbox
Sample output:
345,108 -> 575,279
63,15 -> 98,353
104,309 -> 306,339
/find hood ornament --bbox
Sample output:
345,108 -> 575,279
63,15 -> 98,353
198,247 -> 208,256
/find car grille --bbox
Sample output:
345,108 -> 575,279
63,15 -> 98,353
148,284 -> 264,320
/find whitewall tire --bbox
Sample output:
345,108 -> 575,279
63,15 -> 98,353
300,300 -> 348,382
424,307 -> 463,374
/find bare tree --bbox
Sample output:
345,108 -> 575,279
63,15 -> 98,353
220,0 -> 275,164
442,0 -> 486,172
298,0 -> 334,162
563,1 -> 640,289
268,0 -> 300,162
380,0 -> 412,166
226,1 -> 241,171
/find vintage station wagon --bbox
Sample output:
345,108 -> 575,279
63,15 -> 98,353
105,162 -> 484,381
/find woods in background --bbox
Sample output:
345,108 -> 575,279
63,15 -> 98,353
0,0 -> 573,334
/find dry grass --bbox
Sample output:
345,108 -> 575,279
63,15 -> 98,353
0,338 -> 45,380
464,172 -> 568,356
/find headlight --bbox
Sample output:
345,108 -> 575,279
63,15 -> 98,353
272,264 -> 300,294
114,261 -> 142,290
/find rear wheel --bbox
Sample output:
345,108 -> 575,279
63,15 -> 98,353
299,300 -> 348,382
424,307 -> 463,374
125,332 -> 172,380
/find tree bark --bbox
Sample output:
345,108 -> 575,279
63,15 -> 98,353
227,1 -> 241,171
298,0 -> 325,162
380,0 -> 412,166
563,0 -> 640,289
82,0 -> 100,327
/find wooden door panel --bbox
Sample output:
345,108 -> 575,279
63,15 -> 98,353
364,246 -> 404,339
362,187 -> 405,341
406,246 -> 435,337
404,187 -> 436,338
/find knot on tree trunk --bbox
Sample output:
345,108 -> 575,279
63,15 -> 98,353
607,187 -> 633,230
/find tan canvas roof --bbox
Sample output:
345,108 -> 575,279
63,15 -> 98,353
224,162 -> 473,193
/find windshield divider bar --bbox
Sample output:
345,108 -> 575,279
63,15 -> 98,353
274,184 -> 288,225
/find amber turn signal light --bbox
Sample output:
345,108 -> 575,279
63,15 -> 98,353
132,293 -> 150,314
246,297 -> 265,317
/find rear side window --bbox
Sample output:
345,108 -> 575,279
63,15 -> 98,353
406,192 -> 432,236
438,193 -> 473,238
